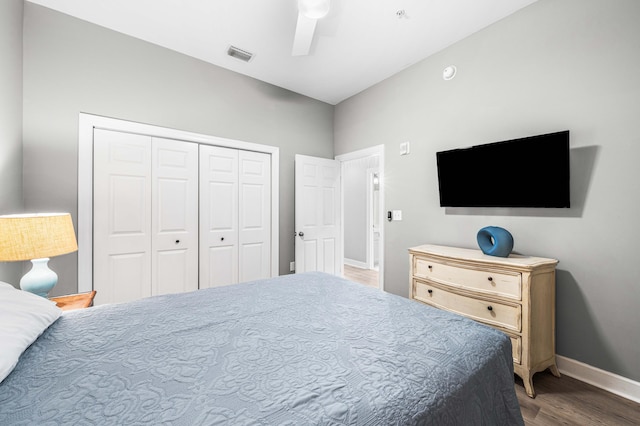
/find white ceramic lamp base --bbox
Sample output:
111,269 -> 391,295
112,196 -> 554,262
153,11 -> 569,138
20,258 -> 58,298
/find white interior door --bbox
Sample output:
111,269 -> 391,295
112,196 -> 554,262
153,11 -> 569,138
238,151 -> 271,282
151,138 -> 199,295
294,155 -> 341,275
199,145 -> 239,288
93,130 -> 152,305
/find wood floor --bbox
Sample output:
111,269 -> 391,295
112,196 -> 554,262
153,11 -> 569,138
343,264 -> 379,288
516,371 -> 640,425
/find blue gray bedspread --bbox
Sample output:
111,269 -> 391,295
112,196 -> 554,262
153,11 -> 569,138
0,272 -> 523,425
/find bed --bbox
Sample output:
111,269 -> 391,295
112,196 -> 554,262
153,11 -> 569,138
0,272 -> 524,425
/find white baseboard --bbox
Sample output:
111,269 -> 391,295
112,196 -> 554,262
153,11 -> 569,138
556,355 -> 640,403
344,258 -> 368,270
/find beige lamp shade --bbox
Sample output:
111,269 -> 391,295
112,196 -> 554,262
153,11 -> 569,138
0,213 -> 78,261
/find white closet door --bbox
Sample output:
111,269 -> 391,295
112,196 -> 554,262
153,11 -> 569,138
238,151 -> 271,282
93,130 -> 152,305
199,145 -> 239,288
151,138 -> 199,295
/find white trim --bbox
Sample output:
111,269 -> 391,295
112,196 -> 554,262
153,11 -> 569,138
336,145 -> 385,291
78,113 -> 280,293
557,355 -> 640,403
344,258 -> 368,270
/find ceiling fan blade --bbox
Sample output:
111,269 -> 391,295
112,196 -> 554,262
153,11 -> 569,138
291,13 -> 318,56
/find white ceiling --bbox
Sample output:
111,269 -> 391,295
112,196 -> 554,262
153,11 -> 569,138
26,0 -> 538,105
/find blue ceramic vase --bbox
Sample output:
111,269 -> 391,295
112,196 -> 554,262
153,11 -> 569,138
477,226 -> 514,257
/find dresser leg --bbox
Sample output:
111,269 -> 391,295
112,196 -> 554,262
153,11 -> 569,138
549,363 -> 561,378
524,373 -> 536,398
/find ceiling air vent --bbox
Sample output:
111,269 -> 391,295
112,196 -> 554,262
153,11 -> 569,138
227,45 -> 254,62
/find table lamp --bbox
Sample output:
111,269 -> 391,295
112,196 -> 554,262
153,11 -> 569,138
0,213 -> 78,297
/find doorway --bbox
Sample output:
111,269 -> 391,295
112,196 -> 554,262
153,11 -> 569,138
336,146 -> 384,290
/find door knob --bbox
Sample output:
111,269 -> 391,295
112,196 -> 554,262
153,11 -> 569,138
298,231 -> 304,237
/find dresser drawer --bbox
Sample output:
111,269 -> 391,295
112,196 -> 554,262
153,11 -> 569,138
414,280 -> 522,332
413,257 -> 521,300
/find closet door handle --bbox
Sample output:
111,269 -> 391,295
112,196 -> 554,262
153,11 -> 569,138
298,231 -> 304,238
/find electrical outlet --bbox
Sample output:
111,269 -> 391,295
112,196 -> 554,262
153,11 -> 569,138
290,261 -> 295,272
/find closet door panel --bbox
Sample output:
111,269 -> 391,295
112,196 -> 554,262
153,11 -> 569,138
152,138 -> 199,295
205,246 -> 236,287
200,145 -> 239,288
239,243 -> 265,282
209,182 -> 235,235
93,129 -> 152,305
109,253 -> 148,303
155,250 -> 190,295
238,151 -> 271,282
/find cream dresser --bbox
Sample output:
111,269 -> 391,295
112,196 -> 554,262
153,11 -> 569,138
409,244 -> 559,398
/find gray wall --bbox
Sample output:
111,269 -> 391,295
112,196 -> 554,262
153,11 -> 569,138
335,0 -> 640,382
0,0 -> 24,286
22,3 -> 334,296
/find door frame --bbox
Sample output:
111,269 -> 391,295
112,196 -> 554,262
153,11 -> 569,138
77,113 -> 280,293
335,145 -> 384,290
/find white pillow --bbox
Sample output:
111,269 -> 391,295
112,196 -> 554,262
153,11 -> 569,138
0,281 -> 62,383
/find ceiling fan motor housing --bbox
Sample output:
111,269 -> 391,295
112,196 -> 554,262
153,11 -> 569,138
299,0 -> 331,19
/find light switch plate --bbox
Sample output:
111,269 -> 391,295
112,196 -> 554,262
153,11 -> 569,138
392,210 -> 402,221
400,141 -> 410,155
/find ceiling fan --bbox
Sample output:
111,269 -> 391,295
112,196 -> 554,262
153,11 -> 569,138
292,0 -> 331,56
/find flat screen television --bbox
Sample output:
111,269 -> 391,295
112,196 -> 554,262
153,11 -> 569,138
436,131 -> 570,208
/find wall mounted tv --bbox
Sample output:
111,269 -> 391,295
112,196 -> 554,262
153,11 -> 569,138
436,130 -> 570,208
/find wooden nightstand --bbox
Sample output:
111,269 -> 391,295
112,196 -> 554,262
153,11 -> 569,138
50,291 -> 96,311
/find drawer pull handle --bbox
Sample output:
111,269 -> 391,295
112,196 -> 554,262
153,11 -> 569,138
427,289 -> 433,294
175,240 -> 180,244
487,277 -> 493,281
487,305 -> 493,311
428,265 -> 432,269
